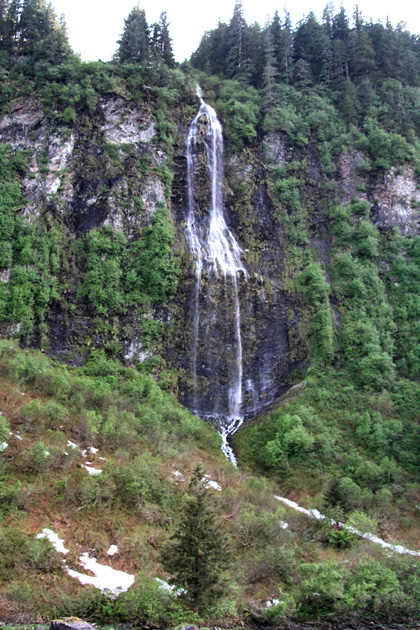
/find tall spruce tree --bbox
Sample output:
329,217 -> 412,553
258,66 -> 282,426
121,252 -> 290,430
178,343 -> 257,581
151,11 -> 174,67
16,0 -> 70,65
157,11 -> 174,67
161,466 -> 230,609
0,0 -> 20,54
118,5 -> 150,64
226,0 -> 246,78
262,30 -> 278,110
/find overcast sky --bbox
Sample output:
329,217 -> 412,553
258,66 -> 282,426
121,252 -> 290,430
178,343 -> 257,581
50,0 -> 420,63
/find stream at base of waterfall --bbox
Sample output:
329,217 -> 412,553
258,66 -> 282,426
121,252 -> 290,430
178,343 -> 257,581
185,87 -> 248,466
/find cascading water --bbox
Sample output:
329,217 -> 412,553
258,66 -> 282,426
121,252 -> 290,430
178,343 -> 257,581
185,87 -> 247,465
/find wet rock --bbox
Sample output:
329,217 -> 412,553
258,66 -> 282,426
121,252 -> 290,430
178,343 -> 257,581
100,97 -> 156,145
264,132 -> 288,167
50,617 -> 94,630
339,149 -> 366,204
372,165 -> 420,235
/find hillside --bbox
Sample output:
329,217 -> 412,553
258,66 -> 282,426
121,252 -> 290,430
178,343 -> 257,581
1,0 -> 420,625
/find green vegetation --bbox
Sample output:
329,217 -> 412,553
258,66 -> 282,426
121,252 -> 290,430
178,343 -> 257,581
1,344 -> 420,625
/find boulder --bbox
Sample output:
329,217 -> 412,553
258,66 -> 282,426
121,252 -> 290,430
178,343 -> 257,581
50,617 -> 94,630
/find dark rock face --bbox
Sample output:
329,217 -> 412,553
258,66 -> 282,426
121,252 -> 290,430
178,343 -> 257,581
172,269 -> 293,419
169,121 -> 302,421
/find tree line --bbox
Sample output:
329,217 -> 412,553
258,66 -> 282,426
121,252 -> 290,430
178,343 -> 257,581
0,0 -> 175,72
191,1 -> 420,103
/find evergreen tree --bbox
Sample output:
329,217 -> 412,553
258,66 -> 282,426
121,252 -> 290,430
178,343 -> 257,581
241,20 -> 263,86
332,7 -> 351,81
118,5 -> 150,64
341,79 -> 359,125
262,30 -> 278,110
161,466 -> 230,609
226,0 -> 246,78
350,29 -> 376,80
157,11 -> 175,67
17,0 -> 70,65
191,20 -> 230,77
279,10 -> 293,84
269,10 -> 282,68
294,12 -> 326,83
0,0 -> 20,54
151,11 -> 174,67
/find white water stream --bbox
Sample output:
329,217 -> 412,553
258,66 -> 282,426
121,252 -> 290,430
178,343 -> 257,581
186,88 -> 246,465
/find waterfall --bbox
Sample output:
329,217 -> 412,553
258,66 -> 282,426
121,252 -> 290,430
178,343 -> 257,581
185,87 -> 247,465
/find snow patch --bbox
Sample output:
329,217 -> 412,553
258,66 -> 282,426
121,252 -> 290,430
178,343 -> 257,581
204,475 -> 222,491
66,553 -> 134,595
155,577 -> 187,596
274,495 -> 420,556
0,441 -> 8,452
83,465 -> 102,476
36,528 -> 69,554
67,440 -> 78,449
107,545 -> 119,556
90,446 -> 99,454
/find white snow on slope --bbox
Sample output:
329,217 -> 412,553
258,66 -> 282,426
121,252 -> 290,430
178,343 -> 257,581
83,465 -> 102,475
66,553 -> 135,594
156,577 -> 187,596
107,544 -> 119,556
204,475 -> 222,491
274,495 -> 420,556
36,528 -> 69,554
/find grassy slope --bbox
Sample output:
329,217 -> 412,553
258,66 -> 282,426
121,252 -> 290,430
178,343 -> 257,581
1,343 -> 420,625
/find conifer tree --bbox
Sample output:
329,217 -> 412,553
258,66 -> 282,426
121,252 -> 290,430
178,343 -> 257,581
16,0 -> 70,65
0,0 -> 19,54
157,11 -> 174,67
262,30 -> 278,110
161,465 -> 230,609
226,0 -> 246,78
269,9 -> 281,65
118,5 -> 150,64
279,10 -> 293,84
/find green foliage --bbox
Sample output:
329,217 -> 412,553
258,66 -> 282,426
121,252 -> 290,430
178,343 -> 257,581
125,204 -> 178,305
0,412 -> 10,444
298,263 -> 335,363
297,560 -> 347,617
328,201 -> 395,390
215,82 -> 260,151
0,526 -> 62,576
0,146 -> 64,339
265,413 -> 314,468
114,453 -> 167,507
81,227 -> 126,317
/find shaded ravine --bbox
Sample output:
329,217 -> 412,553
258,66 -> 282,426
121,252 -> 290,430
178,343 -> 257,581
185,88 -> 249,465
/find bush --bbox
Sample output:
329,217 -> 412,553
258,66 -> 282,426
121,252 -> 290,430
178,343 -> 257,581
265,413 -> 314,469
114,453 -> 166,507
296,560 -> 347,617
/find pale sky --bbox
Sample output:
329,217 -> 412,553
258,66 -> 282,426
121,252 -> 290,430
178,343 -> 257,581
50,0 -> 420,63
